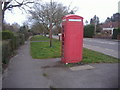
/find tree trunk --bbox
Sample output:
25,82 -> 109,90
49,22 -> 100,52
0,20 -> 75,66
1,2 -> 11,31
2,11 -> 5,30
0,2 -> 2,31
2,10 -> 5,31
49,23 -> 52,47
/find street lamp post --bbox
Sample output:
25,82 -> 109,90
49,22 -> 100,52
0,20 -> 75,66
94,16 -> 99,36
94,22 -> 97,36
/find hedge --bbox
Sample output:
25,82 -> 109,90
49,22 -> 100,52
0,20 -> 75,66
2,31 -> 25,64
2,30 -> 14,40
84,24 -> 94,38
10,34 -> 25,51
2,40 -> 12,64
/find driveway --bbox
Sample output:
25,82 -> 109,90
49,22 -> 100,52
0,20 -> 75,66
2,39 -> 119,88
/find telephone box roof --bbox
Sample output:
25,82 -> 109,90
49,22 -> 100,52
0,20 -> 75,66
62,14 -> 83,19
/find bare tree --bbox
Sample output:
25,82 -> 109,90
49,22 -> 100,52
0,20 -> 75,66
1,0 -> 37,30
31,21 -> 47,35
29,1 -> 75,47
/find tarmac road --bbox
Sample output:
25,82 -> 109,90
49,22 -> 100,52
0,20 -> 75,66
83,38 -> 119,59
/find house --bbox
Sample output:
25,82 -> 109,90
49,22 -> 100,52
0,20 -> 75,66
100,21 -> 119,36
100,13 -> 120,36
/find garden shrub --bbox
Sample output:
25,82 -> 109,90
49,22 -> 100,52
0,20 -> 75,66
84,24 -> 94,38
112,28 -> 120,39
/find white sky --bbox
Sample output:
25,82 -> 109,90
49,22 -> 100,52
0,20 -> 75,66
4,0 -> 120,26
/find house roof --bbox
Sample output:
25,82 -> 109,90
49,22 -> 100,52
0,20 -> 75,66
100,21 -> 120,29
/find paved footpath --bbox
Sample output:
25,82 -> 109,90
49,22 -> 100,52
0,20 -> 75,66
2,39 -> 119,88
2,40 -> 51,88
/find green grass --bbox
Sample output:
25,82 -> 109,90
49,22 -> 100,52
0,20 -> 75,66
30,35 -> 60,59
30,35 -> 119,63
30,35 -> 50,41
82,48 -> 118,63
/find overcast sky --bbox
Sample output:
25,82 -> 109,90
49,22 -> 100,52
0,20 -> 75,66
4,0 -> 120,26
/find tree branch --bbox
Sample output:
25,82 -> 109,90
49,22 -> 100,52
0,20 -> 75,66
3,2 -> 11,12
5,1 -> 34,11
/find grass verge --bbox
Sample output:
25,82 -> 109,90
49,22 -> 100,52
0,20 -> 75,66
30,35 -> 50,41
30,35 -> 119,63
82,48 -> 118,63
30,35 -> 60,59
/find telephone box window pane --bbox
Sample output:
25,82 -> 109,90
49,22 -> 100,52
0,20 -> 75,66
68,19 -> 82,22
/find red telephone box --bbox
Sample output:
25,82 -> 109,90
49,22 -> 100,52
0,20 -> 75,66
61,15 -> 84,64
